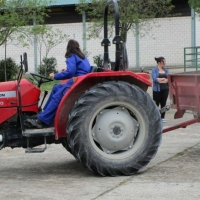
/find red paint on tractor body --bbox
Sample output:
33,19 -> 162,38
54,71 -> 151,140
0,79 -> 40,124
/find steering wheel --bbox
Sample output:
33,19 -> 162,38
30,73 -> 53,88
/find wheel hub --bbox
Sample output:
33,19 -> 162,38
92,107 -> 139,153
113,126 -> 121,135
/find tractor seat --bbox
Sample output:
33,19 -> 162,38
90,66 -> 104,72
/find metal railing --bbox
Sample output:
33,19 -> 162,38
184,46 -> 200,72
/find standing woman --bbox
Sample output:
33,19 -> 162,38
151,57 -> 169,123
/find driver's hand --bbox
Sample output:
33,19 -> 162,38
49,73 -> 55,78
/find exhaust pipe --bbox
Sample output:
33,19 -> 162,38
0,135 -> 2,142
0,134 -> 4,150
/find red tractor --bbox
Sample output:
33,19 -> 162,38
0,0 -> 162,176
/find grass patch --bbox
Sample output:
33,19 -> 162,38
40,80 -> 60,91
22,74 -> 60,91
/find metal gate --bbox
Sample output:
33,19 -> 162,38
184,46 -> 200,72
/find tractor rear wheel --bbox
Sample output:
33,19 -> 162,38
67,81 -> 162,176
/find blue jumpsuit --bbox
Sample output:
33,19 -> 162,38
38,54 -> 91,125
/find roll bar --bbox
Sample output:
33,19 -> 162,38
101,0 -> 123,71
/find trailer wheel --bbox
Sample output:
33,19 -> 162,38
67,81 -> 162,176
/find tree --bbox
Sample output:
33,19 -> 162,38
76,0 -> 174,43
38,57 -> 58,76
0,0 -> 50,80
0,0 -> 49,47
188,0 -> 200,12
13,25 -> 69,75
0,58 -> 19,82
15,25 -> 69,64
34,26 -> 69,64
34,25 -> 69,75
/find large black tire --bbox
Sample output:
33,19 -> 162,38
62,140 -> 71,153
67,81 -> 162,176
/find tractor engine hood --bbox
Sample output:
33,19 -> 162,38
0,79 -> 41,124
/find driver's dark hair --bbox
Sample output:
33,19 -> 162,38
65,39 -> 85,59
155,57 -> 165,64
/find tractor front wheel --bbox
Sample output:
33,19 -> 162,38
67,81 -> 162,176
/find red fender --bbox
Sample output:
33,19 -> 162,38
54,71 -> 152,140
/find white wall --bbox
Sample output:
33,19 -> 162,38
139,17 -> 191,68
0,16 -> 192,72
196,14 -> 200,46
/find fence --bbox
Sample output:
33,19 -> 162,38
184,46 -> 200,72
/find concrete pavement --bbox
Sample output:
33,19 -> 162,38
1,108 -> 200,200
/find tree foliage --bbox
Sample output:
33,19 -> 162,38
13,25 -> 69,65
36,26 -> 69,59
0,58 -> 20,82
76,0 -> 174,42
0,0 -> 49,46
38,57 -> 58,76
188,0 -> 200,12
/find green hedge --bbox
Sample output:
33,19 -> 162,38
38,57 -> 58,76
0,58 -> 20,82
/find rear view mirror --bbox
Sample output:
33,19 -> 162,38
23,52 -> 28,72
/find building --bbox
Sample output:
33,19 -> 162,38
0,0 -> 199,72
